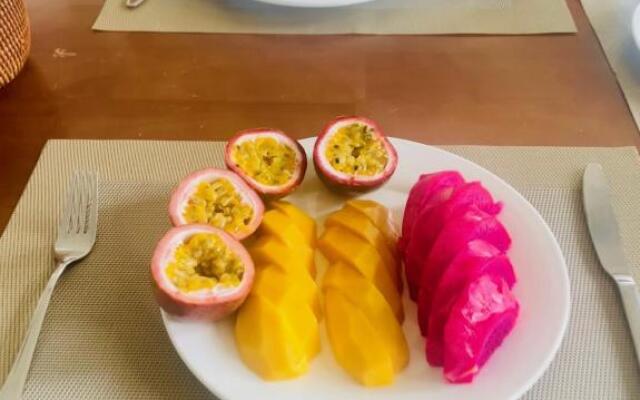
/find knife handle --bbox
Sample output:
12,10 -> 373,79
616,276 -> 640,361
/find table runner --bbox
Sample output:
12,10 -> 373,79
1,140 -> 639,399
92,0 -> 576,35
581,0 -> 640,132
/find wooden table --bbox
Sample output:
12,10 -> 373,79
0,0 -> 638,232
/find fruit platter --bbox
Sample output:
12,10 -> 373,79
151,117 -> 570,400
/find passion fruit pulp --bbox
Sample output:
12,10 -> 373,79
166,233 -> 244,291
151,224 -> 255,320
168,168 -> 264,240
225,129 -> 307,198
313,116 -> 398,193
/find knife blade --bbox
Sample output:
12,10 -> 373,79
583,162 -> 640,363
583,163 -> 632,278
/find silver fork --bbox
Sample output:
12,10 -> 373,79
0,171 -> 98,400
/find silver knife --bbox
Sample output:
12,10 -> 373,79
583,163 -> 640,361
125,0 -> 145,8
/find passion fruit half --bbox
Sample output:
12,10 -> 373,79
168,168 -> 264,240
313,116 -> 398,193
151,224 -> 255,320
225,129 -> 307,198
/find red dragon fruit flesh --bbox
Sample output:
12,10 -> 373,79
423,182 -> 503,237
403,182 -> 503,300
426,240 -> 516,366
401,172 -> 465,299
403,185 -> 458,300
416,207 -> 512,334
443,273 -> 519,383
399,171 -> 465,256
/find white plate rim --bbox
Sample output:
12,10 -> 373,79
633,3 -> 640,51
161,137 -> 571,400
250,0 -> 375,8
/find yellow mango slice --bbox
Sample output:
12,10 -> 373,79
270,201 -> 317,246
272,296 -> 320,361
253,264 -> 322,321
260,209 -> 309,249
344,199 -> 398,253
324,288 -> 395,387
236,295 -> 312,380
249,235 -> 316,277
325,208 -> 399,278
319,227 -> 403,321
323,262 -> 409,372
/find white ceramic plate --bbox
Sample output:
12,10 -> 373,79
162,137 -> 570,400
251,0 -> 375,7
633,3 -> 640,50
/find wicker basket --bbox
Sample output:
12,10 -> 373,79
0,0 -> 30,87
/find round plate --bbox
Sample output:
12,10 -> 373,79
162,137 -> 570,400
251,0 -> 375,7
633,3 -> 640,50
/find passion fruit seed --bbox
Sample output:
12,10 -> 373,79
232,137 -> 297,186
165,233 -> 244,293
325,123 -> 388,176
183,179 -> 254,235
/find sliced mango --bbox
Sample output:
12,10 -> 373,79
260,209 -> 309,249
271,201 -> 317,246
324,288 -> 395,387
253,264 -> 322,320
323,262 -> 408,372
236,295 -> 312,380
319,225 -> 398,288
326,207 -> 399,273
319,227 -> 403,321
344,199 -> 398,253
249,235 -> 316,277
236,201 -> 320,381
271,295 -> 320,361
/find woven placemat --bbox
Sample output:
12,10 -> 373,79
1,140 -> 640,399
92,0 -> 576,35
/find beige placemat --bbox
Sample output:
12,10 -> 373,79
1,140 -> 640,399
582,0 -> 640,130
92,0 -> 576,35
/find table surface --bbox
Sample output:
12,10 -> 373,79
1,0 -> 639,232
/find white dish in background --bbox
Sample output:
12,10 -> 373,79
633,3 -> 640,50
251,0 -> 375,7
162,137 -> 570,400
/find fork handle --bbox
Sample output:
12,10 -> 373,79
0,261 -> 68,399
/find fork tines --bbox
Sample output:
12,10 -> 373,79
58,170 -> 98,238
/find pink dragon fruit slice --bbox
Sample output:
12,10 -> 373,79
416,207 -> 511,334
404,182 -> 503,300
400,173 -> 433,243
401,172 -> 465,300
428,181 -> 503,225
443,273 -> 519,383
426,240 -> 516,366
411,182 -> 503,260
404,187 -> 457,300
399,171 -> 465,255
400,171 -> 465,240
